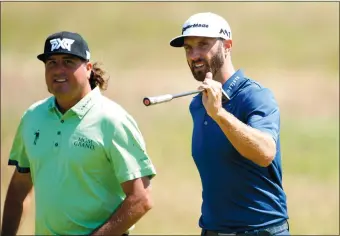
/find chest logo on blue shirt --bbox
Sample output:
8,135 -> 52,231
73,136 -> 95,150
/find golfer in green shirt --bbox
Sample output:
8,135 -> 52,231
1,31 -> 156,236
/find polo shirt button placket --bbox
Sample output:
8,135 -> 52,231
53,138 -> 61,151
54,119 -> 64,152
203,113 -> 208,126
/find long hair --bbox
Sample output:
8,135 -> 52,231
89,62 -> 110,90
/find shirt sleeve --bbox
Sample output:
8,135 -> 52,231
243,87 -> 280,143
8,113 -> 31,173
106,114 -> 156,184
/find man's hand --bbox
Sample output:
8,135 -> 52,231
198,72 -> 223,120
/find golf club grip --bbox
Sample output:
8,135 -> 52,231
143,94 -> 173,106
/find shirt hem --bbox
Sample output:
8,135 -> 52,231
117,166 -> 156,183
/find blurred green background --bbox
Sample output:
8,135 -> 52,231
1,2 -> 339,235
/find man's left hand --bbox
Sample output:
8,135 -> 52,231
198,72 -> 223,120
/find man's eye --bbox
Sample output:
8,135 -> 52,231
65,60 -> 74,64
46,61 -> 56,66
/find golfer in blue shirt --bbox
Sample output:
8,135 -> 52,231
169,12 -> 290,236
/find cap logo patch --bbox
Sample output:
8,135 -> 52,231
182,23 -> 209,34
50,38 -> 75,52
219,29 -> 231,38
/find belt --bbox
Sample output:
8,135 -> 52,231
202,220 -> 289,236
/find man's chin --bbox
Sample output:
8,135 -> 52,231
193,72 -> 207,82
51,89 -> 72,97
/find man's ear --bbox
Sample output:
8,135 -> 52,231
86,61 -> 93,79
224,39 -> 232,52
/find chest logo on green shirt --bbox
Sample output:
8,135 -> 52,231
73,136 -> 95,150
33,130 -> 40,145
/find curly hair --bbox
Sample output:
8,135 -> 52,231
89,62 -> 110,90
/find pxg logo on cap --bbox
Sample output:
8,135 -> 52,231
50,38 -> 75,52
37,31 -> 91,62
170,12 -> 232,47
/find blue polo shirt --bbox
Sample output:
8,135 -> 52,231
189,69 -> 288,233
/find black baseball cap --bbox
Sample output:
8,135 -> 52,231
37,31 -> 91,62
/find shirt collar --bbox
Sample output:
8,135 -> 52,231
48,87 -> 101,119
222,69 -> 248,100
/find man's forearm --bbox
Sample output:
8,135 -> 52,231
1,189 -> 25,236
213,108 -> 276,167
91,194 -> 152,235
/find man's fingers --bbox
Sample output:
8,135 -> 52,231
199,75 -> 222,97
205,72 -> 213,80
198,83 -> 209,89
198,85 -> 215,96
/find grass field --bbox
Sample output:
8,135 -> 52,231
1,2 -> 339,235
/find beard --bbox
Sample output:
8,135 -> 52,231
188,43 -> 225,82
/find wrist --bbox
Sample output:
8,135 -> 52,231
211,107 -> 226,124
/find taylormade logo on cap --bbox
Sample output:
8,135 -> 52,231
170,12 -> 232,47
182,23 -> 209,34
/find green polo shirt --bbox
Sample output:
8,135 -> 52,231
8,87 -> 156,235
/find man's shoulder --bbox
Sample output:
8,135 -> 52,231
242,77 -> 266,91
22,97 -> 53,118
97,96 -> 138,127
238,77 -> 276,101
233,77 -> 279,115
99,96 -> 130,118
28,97 -> 52,110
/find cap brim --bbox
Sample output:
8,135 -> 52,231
169,35 -> 185,47
37,51 -> 87,62
37,53 -> 48,62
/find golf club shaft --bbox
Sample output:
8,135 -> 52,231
143,89 -> 203,106
143,89 -> 229,106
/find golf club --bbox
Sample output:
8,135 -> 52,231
143,89 -> 230,106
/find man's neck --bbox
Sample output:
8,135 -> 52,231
55,90 -> 90,114
214,61 -> 235,85
55,97 -> 78,114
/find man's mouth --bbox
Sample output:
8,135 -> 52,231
54,78 -> 67,83
193,62 -> 205,69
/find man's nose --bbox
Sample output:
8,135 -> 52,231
189,49 -> 200,61
54,61 -> 67,72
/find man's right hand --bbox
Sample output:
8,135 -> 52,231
198,72 -> 224,121
1,169 -> 33,236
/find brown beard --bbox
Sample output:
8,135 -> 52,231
188,41 -> 225,82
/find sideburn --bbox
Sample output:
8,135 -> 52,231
210,42 -> 225,77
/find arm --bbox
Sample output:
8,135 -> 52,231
213,109 -> 276,167
2,111 -> 33,236
1,169 -> 33,236
91,176 -> 153,235
92,111 -> 156,235
199,72 -> 276,167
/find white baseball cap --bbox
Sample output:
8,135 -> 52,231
170,12 -> 232,47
